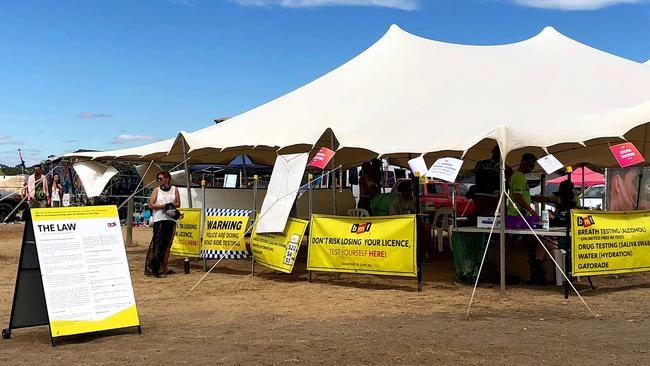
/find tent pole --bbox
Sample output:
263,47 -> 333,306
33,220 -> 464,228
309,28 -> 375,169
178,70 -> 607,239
581,164 -> 586,207
308,172 -> 313,283
182,139 -> 193,209
499,156 -> 506,295
330,134 -> 336,215
242,155 -> 249,187
564,170 -> 573,299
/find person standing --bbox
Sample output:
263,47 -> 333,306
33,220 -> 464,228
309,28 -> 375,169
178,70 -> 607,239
25,164 -> 49,208
472,145 -> 501,216
358,162 -> 376,213
507,153 -> 538,218
49,173 -> 63,207
145,171 -> 180,277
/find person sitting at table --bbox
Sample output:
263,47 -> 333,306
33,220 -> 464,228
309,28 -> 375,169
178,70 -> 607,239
520,180 -> 580,284
390,180 -> 415,215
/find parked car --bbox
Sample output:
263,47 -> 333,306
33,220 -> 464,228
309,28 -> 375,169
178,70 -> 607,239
0,189 -> 26,222
579,184 -> 605,210
392,178 -> 475,217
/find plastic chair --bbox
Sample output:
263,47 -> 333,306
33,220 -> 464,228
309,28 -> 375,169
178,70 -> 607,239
432,207 -> 454,252
347,208 -> 369,217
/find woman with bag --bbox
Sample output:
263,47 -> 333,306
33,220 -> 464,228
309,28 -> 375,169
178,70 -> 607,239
145,171 -> 181,277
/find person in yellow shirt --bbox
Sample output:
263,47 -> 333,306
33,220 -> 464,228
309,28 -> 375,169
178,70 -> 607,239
507,153 -> 538,217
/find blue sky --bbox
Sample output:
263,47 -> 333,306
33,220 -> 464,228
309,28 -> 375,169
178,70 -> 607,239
1,0 -> 649,166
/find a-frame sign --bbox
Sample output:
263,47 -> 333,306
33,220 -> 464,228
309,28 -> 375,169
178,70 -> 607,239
3,206 -> 141,346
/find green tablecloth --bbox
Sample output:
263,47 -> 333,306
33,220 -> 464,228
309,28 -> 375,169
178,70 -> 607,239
451,231 -> 489,284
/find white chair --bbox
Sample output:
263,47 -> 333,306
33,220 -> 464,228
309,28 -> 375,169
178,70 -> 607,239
347,208 -> 369,217
431,207 -> 454,252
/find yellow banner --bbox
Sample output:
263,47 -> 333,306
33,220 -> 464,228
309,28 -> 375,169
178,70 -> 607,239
202,210 -> 250,258
251,217 -> 309,273
170,208 -> 202,257
572,209 -> 650,276
307,214 -> 417,277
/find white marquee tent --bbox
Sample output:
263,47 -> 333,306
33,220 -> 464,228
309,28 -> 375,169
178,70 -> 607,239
65,25 -> 650,294
69,25 -> 650,171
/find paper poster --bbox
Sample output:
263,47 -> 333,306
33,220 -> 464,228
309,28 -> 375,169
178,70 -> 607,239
610,142 -> 645,168
30,206 -> 139,337
308,147 -> 336,169
537,154 -> 564,174
427,157 -> 463,182
224,174 -> 238,188
407,156 -> 430,177
307,214 -> 417,277
250,217 -> 309,273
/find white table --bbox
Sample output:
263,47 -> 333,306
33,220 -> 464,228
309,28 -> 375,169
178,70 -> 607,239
453,226 -> 568,237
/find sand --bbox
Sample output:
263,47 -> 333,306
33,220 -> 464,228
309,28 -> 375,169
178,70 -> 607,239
1,223 -> 649,365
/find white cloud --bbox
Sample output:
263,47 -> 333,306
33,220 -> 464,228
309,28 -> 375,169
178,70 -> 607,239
511,0 -> 646,10
78,112 -> 113,119
0,134 -> 24,146
231,0 -> 419,10
111,134 -> 157,144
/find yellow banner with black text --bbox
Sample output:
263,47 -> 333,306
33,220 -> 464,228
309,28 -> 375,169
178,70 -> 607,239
251,217 -> 309,273
307,214 -> 417,277
170,208 -> 202,257
572,209 -> 650,276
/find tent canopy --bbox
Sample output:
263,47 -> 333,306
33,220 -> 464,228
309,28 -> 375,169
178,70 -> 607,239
68,25 -> 650,169
546,166 -> 604,186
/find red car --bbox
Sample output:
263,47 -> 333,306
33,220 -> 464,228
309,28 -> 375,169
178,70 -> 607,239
392,178 -> 475,217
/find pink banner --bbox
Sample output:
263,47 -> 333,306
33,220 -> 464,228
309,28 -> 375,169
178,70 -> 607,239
610,142 -> 644,168
308,147 -> 335,169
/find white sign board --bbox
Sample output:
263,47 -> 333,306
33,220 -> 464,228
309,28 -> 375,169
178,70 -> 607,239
537,154 -> 564,175
428,157 -> 463,182
256,153 -> 309,233
31,206 -> 140,337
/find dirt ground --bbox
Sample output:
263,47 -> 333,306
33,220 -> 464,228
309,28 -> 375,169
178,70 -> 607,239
1,223 -> 649,365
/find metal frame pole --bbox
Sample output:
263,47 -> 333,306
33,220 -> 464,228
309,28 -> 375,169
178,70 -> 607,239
499,157 -> 506,295
564,170 -> 573,299
201,175 -> 207,272
252,175 -> 258,277
413,172 -> 423,292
